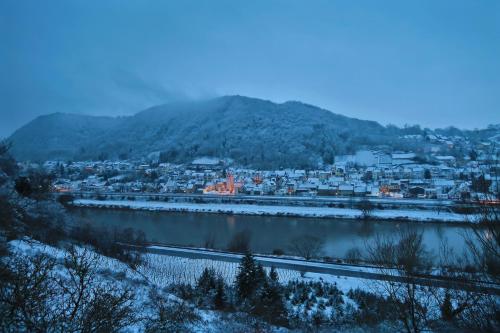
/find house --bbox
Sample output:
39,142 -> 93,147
317,184 -> 337,196
435,155 -> 456,166
376,152 -> 392,166
433,179 -> 455,198
392,152 -> 416,165
338,184 -> 354,196
354,185 -> 367,196
411,167 -> 424,179
191,157 -> 222,170
368,185 -> 380,197
408,186 -> 426,198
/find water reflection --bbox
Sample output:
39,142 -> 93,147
70,208 -> 472,258
226,215 -> 236,228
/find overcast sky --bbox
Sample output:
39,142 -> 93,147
1,0 -> 499,137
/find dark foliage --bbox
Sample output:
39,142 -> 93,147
14,171 -> 53,199
289,235 -> 323,260
71,224 -> 146,268
356,198 -> 375,219
0,249 -> 137,332
227,229 -> 251,253
348,288 -> 396,325
471,174 -> 492,193
145,290 -> 200,333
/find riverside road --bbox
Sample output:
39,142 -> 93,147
62,191 -> 482,212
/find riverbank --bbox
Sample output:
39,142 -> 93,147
72,199 -> 473,223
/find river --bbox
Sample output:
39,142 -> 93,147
70,208 -> 471,259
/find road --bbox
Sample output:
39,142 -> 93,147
134,243 -> 500,295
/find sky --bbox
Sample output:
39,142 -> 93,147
1,0 -> 499,137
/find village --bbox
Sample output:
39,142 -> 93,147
33,133 -> 499,202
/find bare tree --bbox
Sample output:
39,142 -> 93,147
59,246 -> 137,332
145,290 -> 200,333
0,253 -> 59,332
466,147 -> 500,279
344,246 -> 363,264
227,229 -> 251,253
458,153 -> 500,331
431,240 -> 499,331
290,235 -> 324,260
0,247 -> 138,333
465,200 -> 500,283
0,140 -> 17,177
366,229 -> 434,333
356,198 -> 375,219
80,285 -> 137,333
59,246 -> 98,330
203,232 -> 216,249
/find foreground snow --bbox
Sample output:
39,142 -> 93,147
9,238 -> 368,293
6,239 -> 232,332
7,239 -> 369,331
74,199 -> 472,222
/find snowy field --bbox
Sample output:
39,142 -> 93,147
9,238 -> 369,294
7,239 -> 455,332
139,252 -> 369,293
74,198 -> 473,223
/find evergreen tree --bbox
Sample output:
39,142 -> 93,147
255,263 -> 267,288
440,291 -> 453,321
472,174 -> 492,193
214,277 -> 226,310
197,268 -> 217,294
257,279 -> 288,326
235,253 -> 257,301
269,266 -> 279,283
469,149 -> 478,161
312,310 -> 326,328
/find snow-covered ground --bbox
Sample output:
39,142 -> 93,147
146,244 -> 383,275
73,198 -> 473,222
139,252 -> 369,293
6,238 -> 456,332
6,239 -> 232,332
9,238 -> 369,296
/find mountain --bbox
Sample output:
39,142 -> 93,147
9,95 -> 402,168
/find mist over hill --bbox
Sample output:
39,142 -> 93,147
7,95 -> 495,168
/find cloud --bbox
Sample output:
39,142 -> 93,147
0,0 -> 499,137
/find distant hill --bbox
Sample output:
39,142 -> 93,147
9,113 -> 124,162
8,95 -> 488,168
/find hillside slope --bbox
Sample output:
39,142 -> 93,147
9,95 -> 397,167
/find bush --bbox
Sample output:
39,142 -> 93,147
70,224 -> 146,268
347,288 -> 396,325
272,248 -> 285,256
356,199 -> 375,219
57,194 -> 75,207
145,291 -> 200,333
14,172 -> 53,199
344,247 -> 363,264
0,248 -> 137,332
227,230 -> 251,253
